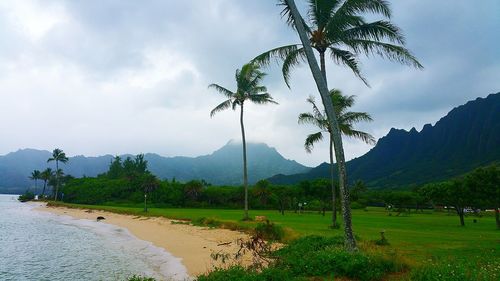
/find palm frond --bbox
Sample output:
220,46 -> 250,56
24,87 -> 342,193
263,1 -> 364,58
336,0 -> 392,19
342,20 -> 405,44
341,111 -> 373,124
329,47 -> 369,86
252,44 -> 302,68
248,93 -> 278,105
344,39 -> 423,68
307,0 -> 340,30
208,84 -> 235,99
278,0 -> 311,33
210,99 -> 233,117
304,132 -> 324,153
343,129 -> 376,145
298,112 -> 323,128
282,47 -> 306,88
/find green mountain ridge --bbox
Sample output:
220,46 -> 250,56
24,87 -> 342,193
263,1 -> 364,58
269,92 -> 500,187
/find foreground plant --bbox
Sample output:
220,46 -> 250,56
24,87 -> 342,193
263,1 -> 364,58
209,62 -> 277,220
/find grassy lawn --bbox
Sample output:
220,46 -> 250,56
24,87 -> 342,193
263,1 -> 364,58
52,202 -> 499,265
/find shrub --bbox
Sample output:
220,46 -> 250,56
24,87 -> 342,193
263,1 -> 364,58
254,220 -> 285,241
197,266 -> 306,281
274,236 -> 402,281
18,191 -> 35,202
127,275 -> 156,281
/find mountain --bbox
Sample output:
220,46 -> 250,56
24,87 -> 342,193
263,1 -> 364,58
0,142 -> 310,193
269,92 -> 500,187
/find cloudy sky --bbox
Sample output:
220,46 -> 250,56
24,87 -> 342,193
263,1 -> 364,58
0,0 -> 498,167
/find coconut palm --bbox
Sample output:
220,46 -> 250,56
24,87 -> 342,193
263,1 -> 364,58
29,170 -> 41,195
258,0 -> 422,251
209,62 -> 278,220
47,148 -> 69,201
40,168 -> 54,198
299,89 -> 375,227
254,0 -> 422,87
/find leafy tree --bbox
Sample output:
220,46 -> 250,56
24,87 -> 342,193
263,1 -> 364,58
421,180 -> 474,226
184,180 -> 204,202
108,156 -> 124,179
29,170 -> 41,195
47,148 -> 69,201
298,90 -> 374,227
253,180 -> 273,206
40,168 -> 54,198
209,62 -> 278,220
464,165 -> 500,228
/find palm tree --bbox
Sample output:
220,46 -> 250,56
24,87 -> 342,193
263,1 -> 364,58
40,168 -> 54,198
299,89 -> 375,227
209,62 -> 278,220
47,148 -> 69,201
255,0 -> 422,87
257,0 -> 422,251
29,170 -> 41,195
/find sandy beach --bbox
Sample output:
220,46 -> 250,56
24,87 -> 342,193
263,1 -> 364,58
35,203 -> 251,277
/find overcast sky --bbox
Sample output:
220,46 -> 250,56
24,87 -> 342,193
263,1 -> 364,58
0,0 -> 498,166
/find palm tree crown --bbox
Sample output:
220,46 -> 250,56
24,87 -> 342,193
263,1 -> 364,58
298,89 -> 375,152
254,0 -> 422,86
209,62 -> 277,117
47,148 -> 69,201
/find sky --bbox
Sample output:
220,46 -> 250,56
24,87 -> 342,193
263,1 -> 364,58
0,0 -> 498,167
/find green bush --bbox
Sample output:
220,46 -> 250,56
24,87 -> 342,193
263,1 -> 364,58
18,191 -> 35,202
254,220 -> 285,241
273,236 -> 402,281
197,266 -> 306,281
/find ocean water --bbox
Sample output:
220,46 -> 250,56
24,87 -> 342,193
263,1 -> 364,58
0,195 -> 190,281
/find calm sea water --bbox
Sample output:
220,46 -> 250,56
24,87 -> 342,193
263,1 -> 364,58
0,194 -> 190,281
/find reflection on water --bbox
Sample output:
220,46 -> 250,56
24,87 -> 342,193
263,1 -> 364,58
0,195 -> 189,281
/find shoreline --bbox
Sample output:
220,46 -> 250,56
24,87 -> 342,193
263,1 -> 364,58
34,203 -> 251,277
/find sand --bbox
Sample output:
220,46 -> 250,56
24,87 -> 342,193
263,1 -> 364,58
35,203 -> 251,277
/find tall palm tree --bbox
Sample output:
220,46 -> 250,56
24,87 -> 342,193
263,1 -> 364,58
40,168 -> 54,198
29,170 -> 41,195
255,0 -> 422,87
257,0 -> 422,251
299,89 -> 375,227
209,62 -> 278,220
47,148 -> 69,201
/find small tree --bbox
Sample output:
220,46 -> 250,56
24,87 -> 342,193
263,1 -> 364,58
421,180 -> 475,226
29,170 -> 41,195
40,168 -> 54,198
141,174 -> 160,212
47,148 -> 69,201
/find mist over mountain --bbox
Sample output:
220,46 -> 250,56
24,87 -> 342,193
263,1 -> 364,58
269,92 -> 500,187
0,142 -> 310,193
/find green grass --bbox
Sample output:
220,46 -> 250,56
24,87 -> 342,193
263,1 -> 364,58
50,202 -> 499,266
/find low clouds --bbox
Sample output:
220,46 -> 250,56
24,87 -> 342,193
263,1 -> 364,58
0,0 -> 498,167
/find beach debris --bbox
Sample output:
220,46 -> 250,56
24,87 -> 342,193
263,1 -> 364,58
217,242 -> 232,246
85,210 -> 93,213
96,216 -> 106,222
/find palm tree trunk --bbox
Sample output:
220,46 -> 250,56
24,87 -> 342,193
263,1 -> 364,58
240,104 -> 249,220
55,161 -> 59,201
329,135 -> 337,228
285,0 -> 356,251
42,181 -> 47,197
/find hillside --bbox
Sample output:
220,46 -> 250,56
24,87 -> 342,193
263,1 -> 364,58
0,142 -> 310,193
269,92 -> 500,187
